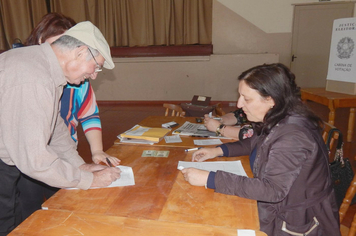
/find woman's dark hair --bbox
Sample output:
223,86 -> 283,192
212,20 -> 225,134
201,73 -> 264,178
238,63 -> 322,135
25,13 -> 76,46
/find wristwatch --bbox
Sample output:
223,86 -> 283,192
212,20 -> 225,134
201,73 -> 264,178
216,124 -> 226,136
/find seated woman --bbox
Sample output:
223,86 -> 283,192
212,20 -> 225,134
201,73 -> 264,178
181,63 -> 340,236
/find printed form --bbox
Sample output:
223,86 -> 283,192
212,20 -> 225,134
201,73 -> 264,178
177,160 -> 247,177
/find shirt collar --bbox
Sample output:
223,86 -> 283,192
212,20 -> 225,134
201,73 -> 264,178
41,43 -> 67,88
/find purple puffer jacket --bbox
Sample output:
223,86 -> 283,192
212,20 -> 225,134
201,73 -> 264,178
215,114 -> 340,236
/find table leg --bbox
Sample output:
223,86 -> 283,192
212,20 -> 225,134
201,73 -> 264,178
347,108 -> 355,143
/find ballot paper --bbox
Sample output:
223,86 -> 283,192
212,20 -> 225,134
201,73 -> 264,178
177,160 -> 247,177
65,165 -> 135,190
193,139 -> 223,146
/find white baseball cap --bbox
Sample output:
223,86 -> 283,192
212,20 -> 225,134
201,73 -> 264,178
64,21 -> 115,69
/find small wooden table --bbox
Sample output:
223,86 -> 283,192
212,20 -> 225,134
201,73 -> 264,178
301,87 -> 356,142
40,145 -> 259,229
114,116 -> 237,148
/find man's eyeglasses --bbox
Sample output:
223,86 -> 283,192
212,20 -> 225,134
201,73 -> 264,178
88,49 -> 103,73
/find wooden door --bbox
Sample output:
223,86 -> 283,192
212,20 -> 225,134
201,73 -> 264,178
291,2 -> 354,88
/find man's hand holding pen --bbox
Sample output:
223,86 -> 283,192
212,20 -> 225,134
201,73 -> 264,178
91,167 -> 122,188
80,160 -> 122,188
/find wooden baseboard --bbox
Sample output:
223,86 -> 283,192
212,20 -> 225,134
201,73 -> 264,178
97,100 -> 234,107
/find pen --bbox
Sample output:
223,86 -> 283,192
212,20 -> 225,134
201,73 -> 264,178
185,147 -> 201,152
106,157 -> 113,167
190,135 -> 209,138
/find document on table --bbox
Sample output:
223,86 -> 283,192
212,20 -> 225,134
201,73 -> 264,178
164,135 -> 182,143
120,125 -> 170,142
194,139 -> 223,145
173,121 -> 214,136
65,165 -> 135,190
177,160 -> 247,177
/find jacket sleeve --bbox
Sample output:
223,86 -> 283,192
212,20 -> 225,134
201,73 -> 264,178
214,125 -> 315,202
219,135 -> 254,157
1,83 -> 92,190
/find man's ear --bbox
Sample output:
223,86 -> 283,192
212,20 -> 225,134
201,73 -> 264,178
75,45 -> 88,59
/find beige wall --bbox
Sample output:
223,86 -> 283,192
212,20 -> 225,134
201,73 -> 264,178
93,0 -> 353,101
92,54 -> 278,101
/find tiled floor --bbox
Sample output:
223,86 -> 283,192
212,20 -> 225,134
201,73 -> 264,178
76,102 -> 356,229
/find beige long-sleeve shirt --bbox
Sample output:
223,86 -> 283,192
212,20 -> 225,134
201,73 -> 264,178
0,43 -> 92,189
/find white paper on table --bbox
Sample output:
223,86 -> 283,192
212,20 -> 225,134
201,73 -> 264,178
177,160 -> 247,177
237,229 -> 256,236
164,135 -> 182,143
65,165 -> 135,190
194,139 -> 223,146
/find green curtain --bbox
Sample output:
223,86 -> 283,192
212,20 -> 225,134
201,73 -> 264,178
0,0 -> 47,49
51,0 -> 212,47
0,0 -> 212,50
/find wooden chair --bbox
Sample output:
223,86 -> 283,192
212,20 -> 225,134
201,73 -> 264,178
214,103 -> 226,117
339,170 -> 356,236
322,121 -> 340,162
163,103 -> 185,117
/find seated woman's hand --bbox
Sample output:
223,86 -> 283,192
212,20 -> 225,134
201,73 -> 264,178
181,168 -> 209,186
192,147 -> 223,162
204,115 -> 220,132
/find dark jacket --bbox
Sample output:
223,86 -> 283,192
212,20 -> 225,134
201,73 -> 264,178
215,114 -> 340,236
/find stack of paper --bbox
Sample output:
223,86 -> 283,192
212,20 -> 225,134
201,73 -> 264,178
118,125 -> 171,144
172,121 -> 217,137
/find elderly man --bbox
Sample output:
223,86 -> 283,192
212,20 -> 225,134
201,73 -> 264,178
0,21 -> 121,235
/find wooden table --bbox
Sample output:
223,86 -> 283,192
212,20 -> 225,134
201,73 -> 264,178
40,145 -> 259,229
9,210 -> 267,236
10,117 -> 263,235
301,87 -> 356,142
114,116 -> 237,148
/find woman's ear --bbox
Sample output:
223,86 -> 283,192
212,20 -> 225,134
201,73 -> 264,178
38,37 -> 42,45
266,96 -> 275,108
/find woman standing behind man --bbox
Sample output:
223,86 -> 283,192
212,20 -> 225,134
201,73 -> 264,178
181,63 -> 340,235
18,12 -> 120,219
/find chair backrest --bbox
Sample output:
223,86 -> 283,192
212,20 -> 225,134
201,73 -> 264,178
339,172 -> 356,222
163,103 -> 185,117
214,103 -> 226,117
322,121 -> 340,162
